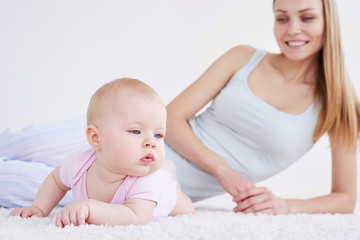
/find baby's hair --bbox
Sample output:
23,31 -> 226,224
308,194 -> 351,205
87,78 -> 164,126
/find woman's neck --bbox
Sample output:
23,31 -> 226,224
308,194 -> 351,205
272,53 -> 321,84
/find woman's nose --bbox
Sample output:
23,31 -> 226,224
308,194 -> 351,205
287,19 -> 302,35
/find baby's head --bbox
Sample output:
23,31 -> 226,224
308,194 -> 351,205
86,78 -> 167,176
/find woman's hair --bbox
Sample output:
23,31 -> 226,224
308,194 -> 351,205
274,0 -> 360,148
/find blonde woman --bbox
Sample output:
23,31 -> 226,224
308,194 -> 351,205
1,0 -> 359,215
165,0 -> 360,214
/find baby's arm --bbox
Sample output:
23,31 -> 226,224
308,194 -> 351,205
56,198 -> 156,227
10,166 -> 70,218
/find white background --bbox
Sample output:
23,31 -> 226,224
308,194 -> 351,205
1,0 -> 360,197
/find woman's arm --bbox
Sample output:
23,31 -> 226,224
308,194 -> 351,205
286,137 -> 357,214
10,166 -> 69,217
56,198 -> 156,227
233,136 -> 357,214
166,45 -> 257,197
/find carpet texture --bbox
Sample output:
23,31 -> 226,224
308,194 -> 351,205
1,194 -> 359,240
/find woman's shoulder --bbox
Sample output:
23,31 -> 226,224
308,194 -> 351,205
227,45 -> 256,58
218,45 -> 259,75
223,45 -> 258,67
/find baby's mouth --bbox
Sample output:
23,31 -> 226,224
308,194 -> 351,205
141,153 -> 154,164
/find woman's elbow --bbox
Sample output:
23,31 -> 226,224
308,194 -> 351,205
337,193 -> 357,214
344,199 -> 356,214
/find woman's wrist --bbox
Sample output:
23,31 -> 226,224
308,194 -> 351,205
212,162 -> 233,180
284,199 -> 297,214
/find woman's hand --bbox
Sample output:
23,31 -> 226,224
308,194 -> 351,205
215,166 -> 256,199
56,200 -> 90,227
232,187 -> 291,214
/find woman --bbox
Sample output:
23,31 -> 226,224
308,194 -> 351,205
1,0 -> 359,214
165,0 -> 360,214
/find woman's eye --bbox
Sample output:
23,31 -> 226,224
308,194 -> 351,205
154,133 -> 163,139
130,130 -> 141,135
302,16 -> 314,21
276,17 -> 287,22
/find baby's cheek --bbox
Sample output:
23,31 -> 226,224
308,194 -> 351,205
158,146 -> 166,160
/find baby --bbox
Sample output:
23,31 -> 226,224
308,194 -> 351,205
10,78 -> 194,226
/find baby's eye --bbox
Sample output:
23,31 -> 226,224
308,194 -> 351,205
130,130 -> 141,135
154,133 -> 164,139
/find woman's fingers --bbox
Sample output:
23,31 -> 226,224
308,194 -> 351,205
233,187 -> 278,213
233,187 -> 290,215
242,200 -> 273,214
233,186 -> 269,203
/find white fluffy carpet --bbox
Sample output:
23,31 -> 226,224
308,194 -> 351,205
1,194 -> 360,240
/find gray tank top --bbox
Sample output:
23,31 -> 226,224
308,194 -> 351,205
166,48 -> 320,200
190,48 -> 320,181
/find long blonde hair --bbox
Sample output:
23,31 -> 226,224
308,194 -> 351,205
274,0 -> 360,148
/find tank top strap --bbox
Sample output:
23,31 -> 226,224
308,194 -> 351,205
230,48 -> 268,85
243,48 -> 267,74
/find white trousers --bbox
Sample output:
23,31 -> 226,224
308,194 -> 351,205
0,116 -> 226,207
0,117 -> 90,208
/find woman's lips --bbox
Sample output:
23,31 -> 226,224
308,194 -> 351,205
285,40 -> 309,47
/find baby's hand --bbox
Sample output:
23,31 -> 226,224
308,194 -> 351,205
56,200 -> 90,227
10,206 -> 45,218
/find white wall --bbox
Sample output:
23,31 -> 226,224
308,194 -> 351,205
1,0 -> 360,197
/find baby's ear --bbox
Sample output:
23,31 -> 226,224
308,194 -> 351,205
86,125 -> 101,151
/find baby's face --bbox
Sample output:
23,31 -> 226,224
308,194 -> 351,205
97,93 -> 167,177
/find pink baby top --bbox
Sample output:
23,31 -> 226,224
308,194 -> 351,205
59,149 -> 177,222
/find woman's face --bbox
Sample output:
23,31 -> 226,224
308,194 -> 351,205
273,0 -> 324,61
